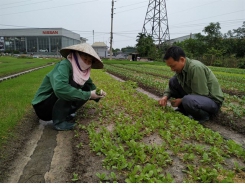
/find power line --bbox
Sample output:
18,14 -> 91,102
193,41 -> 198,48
0,0 -> 31,6
0,0 -> 99,17
168,0 -> 222,16
116,1 -> 148,9
0,16 -> 243,32
175,10 -> 244,26
116,5 -> 146,14
0,0 -> 52,10
0,17 -> 242,36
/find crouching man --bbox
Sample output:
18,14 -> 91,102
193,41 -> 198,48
159,46 -> 224,123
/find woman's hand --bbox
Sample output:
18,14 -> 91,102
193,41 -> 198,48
90,90 -> 105,99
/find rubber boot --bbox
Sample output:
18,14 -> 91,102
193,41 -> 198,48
65,105 -> 77,121
65,100 -> 88,121
52,99 -> 76,131
193,109 -> 210,124
66,112 -> 76,121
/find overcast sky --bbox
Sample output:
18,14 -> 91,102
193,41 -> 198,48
0,0 -> 244,49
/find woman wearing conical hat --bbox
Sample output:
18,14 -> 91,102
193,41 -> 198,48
32,43 -> 106,131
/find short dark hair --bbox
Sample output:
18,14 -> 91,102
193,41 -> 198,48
163,46 -> 186,61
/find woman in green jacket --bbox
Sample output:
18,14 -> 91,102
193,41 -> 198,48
32,43 -> 106,130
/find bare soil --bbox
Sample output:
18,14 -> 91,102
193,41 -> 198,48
0,110 -> 73,183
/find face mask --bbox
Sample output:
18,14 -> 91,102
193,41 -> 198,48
73,52 -> 91,71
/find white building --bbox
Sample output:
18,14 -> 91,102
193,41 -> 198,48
0,28 -> 87,53
92,42 -> 108,58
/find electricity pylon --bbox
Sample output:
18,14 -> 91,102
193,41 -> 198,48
142,0 -> 170,46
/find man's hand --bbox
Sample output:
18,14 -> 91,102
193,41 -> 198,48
170,98 -> 182,107
159,96 -> 168,106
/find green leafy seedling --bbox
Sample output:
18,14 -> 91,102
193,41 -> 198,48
96,88 -> 103,95
96,172 -> 108,181
72,172 -> 79,182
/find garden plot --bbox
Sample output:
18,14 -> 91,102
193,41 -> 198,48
71,70 -> 245,183
0,59 -> 244,182
104,64 -> 245,134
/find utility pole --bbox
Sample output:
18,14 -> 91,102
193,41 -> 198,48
93,30 -> 94,43
142,0 -> 170,47
109,0 -> 114,60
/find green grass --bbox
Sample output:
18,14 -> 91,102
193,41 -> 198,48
0,65 -> 55,147
0,56 -> 60,77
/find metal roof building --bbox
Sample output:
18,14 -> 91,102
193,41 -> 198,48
166,33 -> 198,45
92,42 -> 108,58
0,28 -> 87,54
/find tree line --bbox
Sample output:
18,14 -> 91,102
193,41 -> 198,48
134,21 -> 245,68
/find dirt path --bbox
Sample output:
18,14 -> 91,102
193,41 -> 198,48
1,118 -> 73,183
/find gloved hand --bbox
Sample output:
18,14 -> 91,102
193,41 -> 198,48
90,90 -> 105,100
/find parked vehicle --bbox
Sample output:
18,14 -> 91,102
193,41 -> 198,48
39,49 -> 48,52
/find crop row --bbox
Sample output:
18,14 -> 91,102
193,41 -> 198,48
74,70 -> 245,182
104,64 -> 245,119
107,64 -> 245,95
104,64 -> 167,96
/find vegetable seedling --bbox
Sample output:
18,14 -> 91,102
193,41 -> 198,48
96,88 -> 105,96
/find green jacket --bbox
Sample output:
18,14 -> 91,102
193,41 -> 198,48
32,59 -> 96,105
163,58 -> 224,104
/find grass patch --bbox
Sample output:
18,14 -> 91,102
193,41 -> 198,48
0,65 -> 55,147
0,56 -> 60,77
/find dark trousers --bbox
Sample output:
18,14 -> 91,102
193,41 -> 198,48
169,76 -> 220,119
33,93 -> 87,121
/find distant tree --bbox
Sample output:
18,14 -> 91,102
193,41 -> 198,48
113,48 -> 121,55
174,38 -> 207,58
235,39 -> 245,57
233,21 -> 245,39
202,22 -> 222,49
121,46 -> 136,54
223,30 -> 234,38
136,33 -> 156,58
224,22 -> 245,57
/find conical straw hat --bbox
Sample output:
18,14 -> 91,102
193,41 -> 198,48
60,43 -> 103,69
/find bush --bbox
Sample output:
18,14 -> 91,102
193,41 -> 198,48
13,50 -> 20,54
17,55 -> 33,59
237,58 -> 245,69
213,59 -> 223,67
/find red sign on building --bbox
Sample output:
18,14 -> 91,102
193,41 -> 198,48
42,31 -> 58,34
